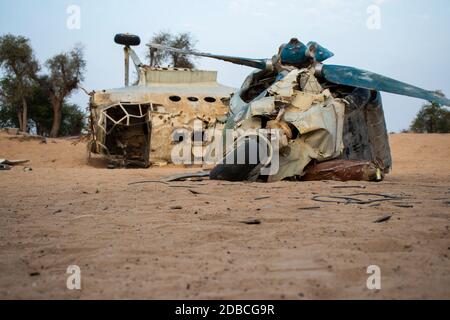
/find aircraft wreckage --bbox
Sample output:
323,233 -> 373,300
89,34 -> 450,182
88,34 -> 234,168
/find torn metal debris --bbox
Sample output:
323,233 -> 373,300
150,37 -> 449,183
312,193 -> 405,205
0,159 -> 29,170
302,160 -> 383,182
374,215 -> 393,223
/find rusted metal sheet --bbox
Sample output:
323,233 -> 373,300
302,159 -> 383,182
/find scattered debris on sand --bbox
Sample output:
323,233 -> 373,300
239,219 -> 262,225
374,215 -> 393,223
0,159 -> 29,171
1,132 -> 450,299
312,193 -> 406,205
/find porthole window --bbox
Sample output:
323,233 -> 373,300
169,96 -> 181,102
204,97 -> 217,103
173,132 -> 185,143
172,129 -> 188,143
188,97 -> 199,102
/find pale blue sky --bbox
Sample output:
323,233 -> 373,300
1,0 -> 449,131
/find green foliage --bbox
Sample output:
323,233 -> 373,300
0,93 -> 18,127
60,103 -> 86,136
147,31 -> 197,68
43,44 -> 86,99
0,77 -> 20,127
27,82 -> 53,135
26,84 -> 86,136
0,34 -> 39,80
37,44 -> 86,137
147,30 -> 172,67
0,34 -> 40,131
410,102 -> 450,133
1,86 -> 86,136
0,36 -> 86,137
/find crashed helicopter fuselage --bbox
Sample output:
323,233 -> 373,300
148,38 -> 450,183
90,34 -> 449,183
88,34 -> 234,168
209,66 -> 392,182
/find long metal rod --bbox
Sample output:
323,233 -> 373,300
124,46 -> 130,86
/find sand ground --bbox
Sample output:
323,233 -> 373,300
0,132 -> 449,299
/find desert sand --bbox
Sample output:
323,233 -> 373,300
0,131 -> 449,299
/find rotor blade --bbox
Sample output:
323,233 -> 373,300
147,43 -> 268,70
321,64 -> 450,106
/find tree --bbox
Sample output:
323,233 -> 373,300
170,33 -> 196,69
410,100 -> 450,133
0,77 -> 20,128
27,91 -> 86,137
147,30 -> 172,67
1,79 -> 86,137
147,31 -> 197,68
0,78 -> 20,128
27,81 -> 54,136
42,44 -> 86,137
0,34 -> 39,132
59,103 -> 86,136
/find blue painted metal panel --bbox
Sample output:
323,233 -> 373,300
322,64 -> 450,106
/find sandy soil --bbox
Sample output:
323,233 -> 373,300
0,132 -> 449,300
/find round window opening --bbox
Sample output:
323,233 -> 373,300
204,97 -> 217,103
188,97 -> 199,102
169,96 -> 182,102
